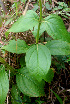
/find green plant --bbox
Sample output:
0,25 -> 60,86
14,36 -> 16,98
0,65 -> 9,104
0,0 -> 70,103
51,89 -> 67,104
52,2 -> 70,18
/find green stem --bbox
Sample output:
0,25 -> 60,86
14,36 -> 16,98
0,57 -> 15,74
36,0 -> 42,44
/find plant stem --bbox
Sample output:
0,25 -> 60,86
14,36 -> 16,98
0,57 -> 15,74
39,0 -> 42,21
36,0 -> 42,44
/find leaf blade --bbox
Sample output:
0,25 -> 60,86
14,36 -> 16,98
51,90 -> 63,104
45,40 -> 70,55
44,68 -> 54,83
6,10 -> 39,33
0,65 -> 9,104
42,14 -> 70,42
2,39 -> 29,54
16,68 -> 45,97
25,44 -> 51,81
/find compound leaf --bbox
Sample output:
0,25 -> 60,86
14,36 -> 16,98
0,65 -> 9,104
25,44 -> 51,81
45,40 -> 70,55
16,68 -> 45,97
2,39 -> 29,54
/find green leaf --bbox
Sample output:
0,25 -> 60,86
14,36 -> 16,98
41,14 -> 70,42
51,90 -> 63,104
6,10 -> 39,33
32,4 -> 39,11
63,8 -> 70,12
11,85 -> 22,104
58,5 -> 63,9
21,0 -> 26,3
45,2 -> 52,10
5,32 -> 9,38
44,68 -> 54,83
23,95 -> 31,103
2,39 -> 29,54
57,2 -> 68,8
45,40 -> 70,55
49,0 -> 52,3
0,65 -> 9,104
25,44 -> 51,81
19,56 -> 26,67
16,68 -> 45,97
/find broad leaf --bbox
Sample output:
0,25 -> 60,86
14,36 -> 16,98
0,65 -> 9,104
25,44 -> 51,81
11,85 -> 22,104
51,90 -> 63,104
41,14 -> 70,42
45,40 -> 70,55
2,39 -> 29,54
44,68 -> 54,83
16,68 -> 45,97
5,10 -> 39,35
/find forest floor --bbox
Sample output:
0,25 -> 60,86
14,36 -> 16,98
0,0 -> 70,104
